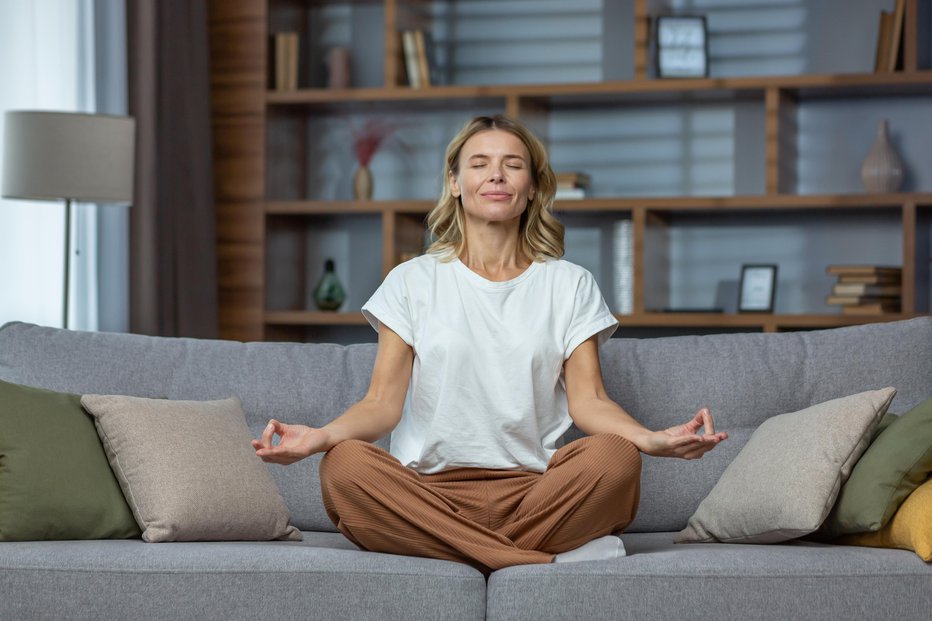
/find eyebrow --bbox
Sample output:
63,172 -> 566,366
467,153 -> 527,161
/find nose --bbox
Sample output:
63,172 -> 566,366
488,163 -> 504,182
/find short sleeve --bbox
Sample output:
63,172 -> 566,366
563,270 -> 618,359
361,265 -> 414,346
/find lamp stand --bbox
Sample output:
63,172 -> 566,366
62,198 -> 72,330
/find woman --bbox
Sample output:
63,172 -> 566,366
253,115 -> 727,573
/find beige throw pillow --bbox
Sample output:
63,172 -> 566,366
675,387 -> 896,544
82,394 -> 301,543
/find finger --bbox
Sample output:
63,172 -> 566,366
700,407 -> 715,435
683,442 -> 717,459
260,420 -> 278,449
683,410 -> 704,433
256,448 -> 286,464
668,434 -> 703,449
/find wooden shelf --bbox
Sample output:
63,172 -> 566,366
266,71 -> 932,107
623,312 -> 918,332
265,311 -> 368,326
266,201 -> 403,215
267,194 -> 932,216
262,310 -> 918,333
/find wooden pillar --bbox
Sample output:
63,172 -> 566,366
208,0 -> 267,341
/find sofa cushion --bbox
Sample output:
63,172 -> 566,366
0,534 -> 485,621
81,394 -> 301,542
837,477 -> 932,560
819,396 -> 932,538
486,531 -> 932,621
0,379 -> 140,541
675,388 -> 895,544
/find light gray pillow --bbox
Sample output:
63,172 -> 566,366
675,387 -> 896,544
81,394 -> 302,543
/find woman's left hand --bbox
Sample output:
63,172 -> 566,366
641,407 -> 728,459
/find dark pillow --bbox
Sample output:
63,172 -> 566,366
0,379 -> 140,540
819,397 -> 932,539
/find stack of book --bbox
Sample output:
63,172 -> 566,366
269,32 -> 300,91
554,172 -> 590,200
825,265 -> 902,315
400,30 -> 436,88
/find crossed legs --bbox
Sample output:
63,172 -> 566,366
319,433 -> 641,573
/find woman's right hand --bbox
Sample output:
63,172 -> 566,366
251,419 -> 332,465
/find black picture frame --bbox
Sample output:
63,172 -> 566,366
738,264 -> 778,313
655,15 -> 709,79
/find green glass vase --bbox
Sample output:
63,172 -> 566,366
313,259 -> 346,311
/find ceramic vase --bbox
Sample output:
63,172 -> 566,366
313,259 -> 346,311
353,165 -> 373,200
326,47 -> 351,89
860,119 -> 904,193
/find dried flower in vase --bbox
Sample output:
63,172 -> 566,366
347,118 -> 408,200
350,118 -> 407,167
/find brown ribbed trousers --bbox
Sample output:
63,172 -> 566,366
319,433 -> 641,574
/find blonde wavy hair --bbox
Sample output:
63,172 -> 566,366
425,115 -> 564,261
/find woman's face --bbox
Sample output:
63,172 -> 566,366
450,129 -> 536,225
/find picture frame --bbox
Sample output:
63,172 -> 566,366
655,15 -> 709,79
738,264 -> 778,313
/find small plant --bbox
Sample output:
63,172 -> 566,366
349,118 -> 407,166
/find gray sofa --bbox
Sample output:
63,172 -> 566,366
1,318 -> 931,621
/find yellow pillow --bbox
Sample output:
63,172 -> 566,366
839,477 -> 932,561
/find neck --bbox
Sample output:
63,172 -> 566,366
459,217 -> 530,280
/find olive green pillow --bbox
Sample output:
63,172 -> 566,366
819,397 -> 932,539
0,379 -> 141,540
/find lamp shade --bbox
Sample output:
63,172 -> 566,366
2,110 -> 134,203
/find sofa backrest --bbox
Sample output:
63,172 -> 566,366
2,318 -> 930,533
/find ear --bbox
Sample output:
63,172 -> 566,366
449,171 -> 461,198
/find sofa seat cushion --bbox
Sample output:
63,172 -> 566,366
487,532 -> 932,621
0,533 -> 485,621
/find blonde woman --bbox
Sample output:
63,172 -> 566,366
253,115 -> 727,574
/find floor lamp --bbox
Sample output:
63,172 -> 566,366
2,111 -> 134,329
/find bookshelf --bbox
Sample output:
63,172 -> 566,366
208,0 -> 932,343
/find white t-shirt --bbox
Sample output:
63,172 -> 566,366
361,253 -> 618,474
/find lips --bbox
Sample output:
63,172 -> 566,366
481,192 -> 512,200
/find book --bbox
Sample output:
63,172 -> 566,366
555,187 -> 587,200
827,293 -> 900,304
285,33 -> 299,90
837,273 -> 901,285
401,30 -> 421,87
270,32 -> 300,91
555,172 -> 591,188
826,265 -> 902,276
270,33 -> 287,91
414,30 -> 431,88
832,283 -> 902,297
841,302 -> 900,315
395,32 -> 408,86
888,0 -> 906,72
874,11 -> 893,73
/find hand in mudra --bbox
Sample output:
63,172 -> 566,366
642,407 -> 728,460
251,419 -> 331,465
